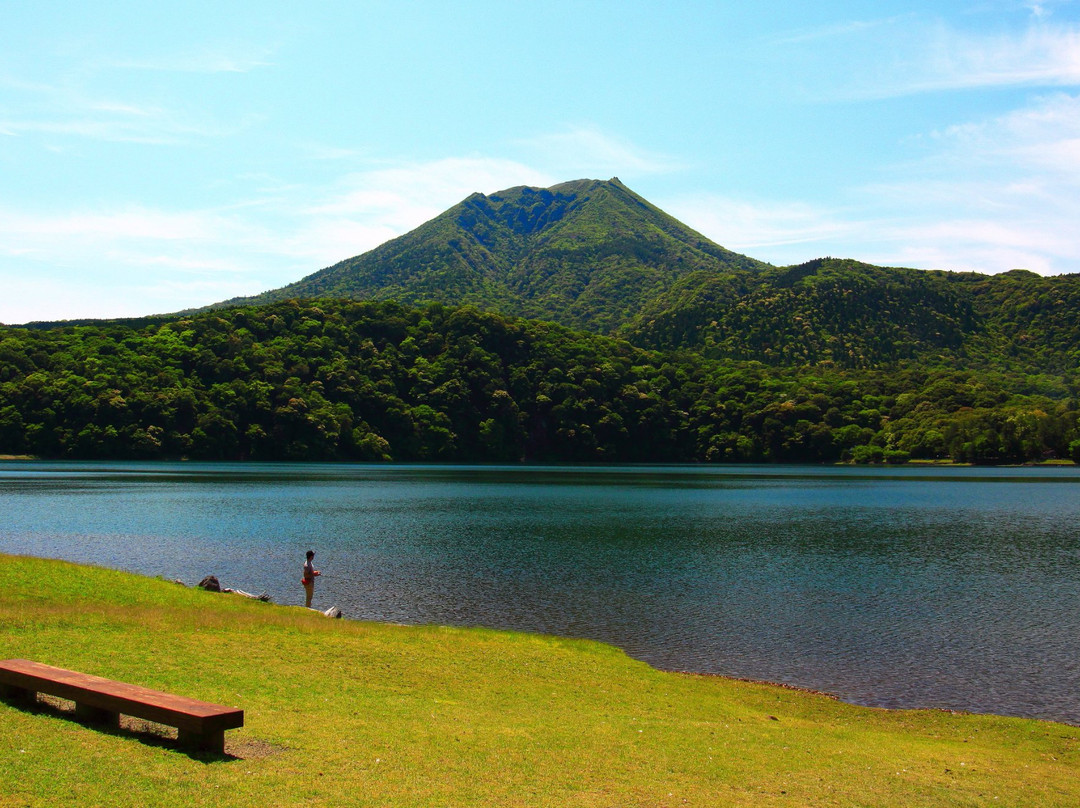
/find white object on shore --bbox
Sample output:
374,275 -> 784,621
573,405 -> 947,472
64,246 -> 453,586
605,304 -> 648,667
223,587 -> 272,602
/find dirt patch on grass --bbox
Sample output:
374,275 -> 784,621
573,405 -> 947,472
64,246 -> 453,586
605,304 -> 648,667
34,693 -> 280,758
36,694 -> 175,739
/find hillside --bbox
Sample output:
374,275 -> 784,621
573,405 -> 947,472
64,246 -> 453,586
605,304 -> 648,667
215,178 -> 770,333
205,178 -> 1080,372
6,179 -> 1080,465
622,259 -> 1080,370
2,299 -> 1078,464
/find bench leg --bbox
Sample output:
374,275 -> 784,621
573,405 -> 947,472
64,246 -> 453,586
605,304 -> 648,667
0,683 -> 35,705
178,728 -> 225,755
74,702 -> 119,729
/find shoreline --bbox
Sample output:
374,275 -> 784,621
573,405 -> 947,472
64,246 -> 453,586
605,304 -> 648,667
190,569 -> 1080,730
5,553 -> 1080,805
8,543 -> 1080,730
1,454 -> 1076,467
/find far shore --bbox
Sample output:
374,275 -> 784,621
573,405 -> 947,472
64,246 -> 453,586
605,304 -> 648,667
1,454 -> 1076,467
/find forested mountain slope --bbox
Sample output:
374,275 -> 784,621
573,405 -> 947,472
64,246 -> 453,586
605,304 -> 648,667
622,259 -> 1080,371
2,300 -> 1078,465
7,180 -> 1079,465
214,178 -> 770,333
207,179 -> 1080,372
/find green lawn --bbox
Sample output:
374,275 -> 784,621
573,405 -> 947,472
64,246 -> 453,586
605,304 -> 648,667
1,554 -> 1077,807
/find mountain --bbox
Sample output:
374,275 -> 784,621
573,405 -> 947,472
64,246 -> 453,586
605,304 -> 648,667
207,176 -> 1080,372
623,258 -> 1080,370
7,179 -> 1079,465
215,178 -> 770,333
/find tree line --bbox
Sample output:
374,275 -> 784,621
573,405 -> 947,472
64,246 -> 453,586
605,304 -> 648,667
2,299 -> 1078,464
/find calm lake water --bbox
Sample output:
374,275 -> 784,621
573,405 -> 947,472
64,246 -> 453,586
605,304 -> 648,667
2,461 -> 1079,725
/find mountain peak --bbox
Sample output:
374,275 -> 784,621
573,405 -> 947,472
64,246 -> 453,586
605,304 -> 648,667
547,176 -> 621,193
214,178 -> 770,332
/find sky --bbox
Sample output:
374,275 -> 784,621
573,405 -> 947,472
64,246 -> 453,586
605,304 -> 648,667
2,1 -> 1079,323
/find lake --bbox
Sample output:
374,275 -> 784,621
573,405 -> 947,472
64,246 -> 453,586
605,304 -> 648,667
2,460 -> 1078,725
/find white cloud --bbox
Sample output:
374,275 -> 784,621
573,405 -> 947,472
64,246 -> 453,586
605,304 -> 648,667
310,156 -> 553,218
519,126 -> 683,177
0,204 -> 276,322
0,275 -> 135,324
797,92 -> 1080,274
0,154 -> 558,321
936,92 -> 1080,176
829,185 -> 1080,274
920,23 -> 1080,91
798,18 -> 1080,100
103,43 -> 274,74
0,115 -> 192,145
661,91 -> 1080,275
867,217 -> 1073,275
0,41 -> 266,146
769,16 -> 908,46
661,193 -> 854,262
293,156 -> 555,263
0,88 -> 239,145
1,207 -> 242,245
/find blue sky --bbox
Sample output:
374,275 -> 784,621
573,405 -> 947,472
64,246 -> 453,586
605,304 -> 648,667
2,1 -> 1079,322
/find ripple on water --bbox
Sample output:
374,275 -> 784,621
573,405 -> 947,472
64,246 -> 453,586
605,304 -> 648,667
1,461 -> 1079,725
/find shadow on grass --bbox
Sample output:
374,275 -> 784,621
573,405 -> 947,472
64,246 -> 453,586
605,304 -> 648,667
1,692 -> 242,762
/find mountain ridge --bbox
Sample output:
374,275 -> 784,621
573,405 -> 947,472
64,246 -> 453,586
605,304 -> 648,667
212,177 -> 772,332
5,180 -> 1079,465
22,177 -> 1080,374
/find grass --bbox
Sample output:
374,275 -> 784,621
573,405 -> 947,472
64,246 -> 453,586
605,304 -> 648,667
1,554 -> 1078,807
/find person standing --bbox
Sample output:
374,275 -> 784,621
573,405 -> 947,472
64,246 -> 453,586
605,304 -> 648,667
302,549 -> 320,608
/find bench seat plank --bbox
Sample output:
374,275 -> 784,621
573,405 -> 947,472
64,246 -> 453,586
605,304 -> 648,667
0,659 -> 243,751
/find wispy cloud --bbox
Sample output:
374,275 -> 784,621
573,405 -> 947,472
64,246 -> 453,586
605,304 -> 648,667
1,207 -> 240,243
519,126 -> 683,177
3,138 -> 671,321
915,22 -> 1080,92
0,109 -> 229,145
103,43 -> 275,74
666,187 -> 1080,275
1023,0 -> 1076,21
0,154 -> 558,321
0,39 -> 269,146
856,92 -> 1080,273
294,156 -> 555,263
0,207 -> 272,322
0,76 -> 240,144
661,193 -> 853,258
787,16 -> 1080,100
0,275 -> 154,324
660,88 -> 1080,276
934,91 -> 1080,175
769,16 -> 908,46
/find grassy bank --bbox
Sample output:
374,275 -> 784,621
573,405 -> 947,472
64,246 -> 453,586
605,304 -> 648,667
1,555 -> 1077,807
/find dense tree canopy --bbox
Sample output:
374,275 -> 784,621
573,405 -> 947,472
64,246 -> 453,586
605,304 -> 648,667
622,259 -> 1080,373
2,299 -> 1077,464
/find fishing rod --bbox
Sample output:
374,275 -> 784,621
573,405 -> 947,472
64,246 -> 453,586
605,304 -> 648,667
311,572 -> 349,582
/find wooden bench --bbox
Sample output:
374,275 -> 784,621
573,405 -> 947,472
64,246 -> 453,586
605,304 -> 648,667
0,659 -> 243,754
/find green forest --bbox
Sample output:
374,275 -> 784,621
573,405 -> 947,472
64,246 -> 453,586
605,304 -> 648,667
2,298 -> 1077,464
3,180 -> 1079,465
